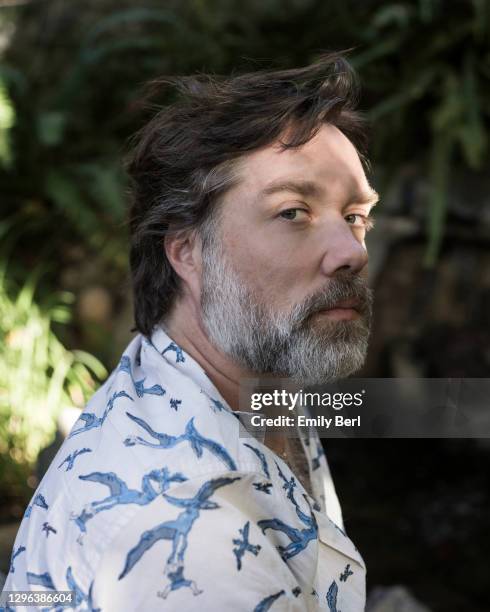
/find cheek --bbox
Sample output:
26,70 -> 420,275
222,220 -> 319,299
238,244 -> 317,304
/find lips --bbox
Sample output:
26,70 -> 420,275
322,298 -> 361,312
301,277 -> 373,323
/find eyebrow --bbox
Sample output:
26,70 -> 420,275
259,179 -> 324,199
357,189 -> 379,208
259,179 -> 380,209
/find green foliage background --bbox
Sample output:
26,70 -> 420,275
0,6 -> 489,607
1,0 -> 488,278
0,255 -> 106,505
0,0 -> 488,505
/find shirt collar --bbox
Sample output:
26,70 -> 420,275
148,325 -> 226,403
146,325 -> 334,450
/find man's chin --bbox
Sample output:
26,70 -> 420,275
283,323 -> 370,384
306,314 -> 370,340
289,355 -> 367,386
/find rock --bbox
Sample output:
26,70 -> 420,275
366,585 -> 432,612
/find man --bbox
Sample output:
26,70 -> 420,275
3,53 -> 376,611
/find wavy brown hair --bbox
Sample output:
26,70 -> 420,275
127,52 -> 367,336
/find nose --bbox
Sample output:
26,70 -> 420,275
319,220 -> 368,277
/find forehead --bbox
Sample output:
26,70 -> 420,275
235,123 -> 369,200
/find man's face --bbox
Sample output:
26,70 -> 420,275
200,123 -> 376,384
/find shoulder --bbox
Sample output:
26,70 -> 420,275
93,470 -> 307,611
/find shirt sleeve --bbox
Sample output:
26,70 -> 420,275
93,471 -> 308,611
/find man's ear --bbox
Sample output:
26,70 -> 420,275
164,229 -> 203,294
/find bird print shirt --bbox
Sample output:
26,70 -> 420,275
2,326 -> 366,611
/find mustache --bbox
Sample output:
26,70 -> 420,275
290,274 -> 373,325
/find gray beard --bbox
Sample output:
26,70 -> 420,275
200,242 -> 373,385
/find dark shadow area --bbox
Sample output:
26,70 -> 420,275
325,438 -> 490,612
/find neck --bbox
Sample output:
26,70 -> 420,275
162,297 -> 288,458
163,297 -> 253,411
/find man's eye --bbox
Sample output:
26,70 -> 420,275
345,213 -> 375,232
279,208 -> 308,221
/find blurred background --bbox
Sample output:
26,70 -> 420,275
0,1 -> 489,610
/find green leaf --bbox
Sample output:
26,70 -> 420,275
0,261 -> 107,469
36,111 -> 66,147
424,132 -> 454,267
83,8 -> 184,46
372,4 -> 414,30
456,51 -> 487,168
44,169 -> 101,238
71,349 -> 108,380
76,163 -> 126,222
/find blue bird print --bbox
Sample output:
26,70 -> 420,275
42,522 -> 57,538
71,467 -> 187,536
135,347 -> 142,367
9,545 -> 26,573
157,564 -> 203,600
243,443 -> 270,478
117,355 -> 165,398
326,580 -> 340,612
232,521 -> 261,570
69,390 -> 133,438
58,447 -> 92,471
276,463 -> 296,501
24,493 -> 49,518
119,476 -> 240,599
209,398 -> 226,412
66,566 -> 100,612
161,341 -> 185,363
253,481 -> 273,495
26,568 -> 99,612
169,398 -> 182,411
257,463 -> 317,561
124,412 -> 237,471
27,571 -> 56,590
340,563 -> 353,582
254,590 -> 285,611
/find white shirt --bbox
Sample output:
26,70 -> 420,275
3,326 -> 366,611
